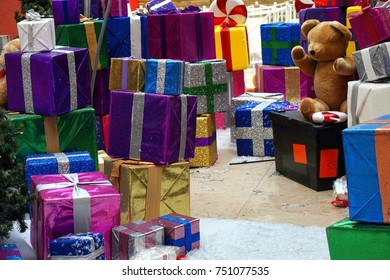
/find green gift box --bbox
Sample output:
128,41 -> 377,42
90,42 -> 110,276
7,107 -> 98,170
55,20 -> 109,71
326,217 -> 390,260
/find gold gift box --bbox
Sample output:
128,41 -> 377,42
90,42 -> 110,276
104,158 -> 190,224
109,57 -> 146,91
190,113 -> 218,167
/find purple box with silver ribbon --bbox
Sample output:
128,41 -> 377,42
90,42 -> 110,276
107,91 -> 197,164
5,47 -> 91,116
30,172 -> 120,260
52,0 -> 80,25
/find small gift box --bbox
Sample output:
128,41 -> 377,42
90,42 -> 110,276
111,220 -> 165,260
93,68 -> 111,116
130,245 -> 179,260
184,59 -> 228,114
78,0 -> 99,18
49,232 -> 106,260
145,59 -> 185,95
99,0 -> 128,17
146,0 -> 177,14
52,0 -> 80,25
0,244 -> 23,260
109,57 -> 146,92
130,14 -> 149,59
6,47 -> 91,116
104,16 -> 131,59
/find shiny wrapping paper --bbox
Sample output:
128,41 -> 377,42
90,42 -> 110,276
17,18 -> 56,52
326,218 -> 390,260
229,70 -> 246,97
190,113 -> 218,167
184,59 -> 228,114
96,115 -> 106,150
154,213 -> 200,256
30,172 -> 120,259
130,14 -> 149,59
111,220 -> 164,260
0,244 -> 23,260
98,0 -> 128,17
146,0 -> 177,14
108,91 -> 197,164
49,232 -> 105,260
255,64 -> 315,102
147,12 -> 216,62
235,101 -> 295,157
349,6 -> 390,49
102,114 -> 110,151
215,24 -> 250,71
78,0 -> 99,18
104,16 -> 130,59
109,57 -> 146,92
55,20 -> 109,70
314,0 -> 360,7
104,158 -> 190,223
145,59 -> 185,96
346,6 -> 361,58
6,47 -> 91,116
6,107 -> 99,169
260,22 -> 300,67
52,0 -> 80,25
343,114 -> 390,223
93,68 -> 111,115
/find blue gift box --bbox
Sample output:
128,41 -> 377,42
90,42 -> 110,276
0,244 -> 23,260
261,22 -> 300,66
145,59 -> 185,95
235,101 -> 293,157
49,232 -> 105,260
103,17 -> 130,59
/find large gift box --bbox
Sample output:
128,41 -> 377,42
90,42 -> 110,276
346,5 -> 361,58
111,220 -> 164,260
30,172 -> 120,260
0,244 -> 23,260
147,11 -> 216,62
130,14 -> 149,59
155,213 -> 200,256
108,91 -> 197,164
6,47 -> 91,116
326,218 -> 390,259
342,114 -> 390,223
104,16 -> 130,59
109,57 -> 146,92
215,24 -> 250,71
49,232 -> 106,260
98,0 -> 128,17
255,64 -> 315,102
104,158 -> 190,223
52,0 -> 80,25
189,113 -> 218,167
93,68 -> 111,115
184,59 -> 228,114
347,80 -> 390,127
7,107 -> 99,168
55,20 -> 109,70
17,17 -> 56,52
260,22 -> 300,66
270,110 -> 347,191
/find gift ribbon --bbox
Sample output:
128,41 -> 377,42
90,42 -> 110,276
159,15 -> 167,58
195,131 -> 217,146
121,58 -> 129,90
148,0 -> 174,12
220,26 -> 233,71
21,53 -> 34,113
83,21 -> 101,70
43,116 -> 61,153
179,96 -> 187,161
156,60 -> 167,93
61,0 -> 70,24
26,9 -> 41,21
195,13 -> 203,61
129,93 -> 145,160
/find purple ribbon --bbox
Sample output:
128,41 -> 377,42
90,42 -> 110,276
195,131 -> 216,147
121,58 -> 129,90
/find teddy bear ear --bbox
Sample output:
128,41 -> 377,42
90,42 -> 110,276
301,19 -> 320,39
329,21 -> 352,42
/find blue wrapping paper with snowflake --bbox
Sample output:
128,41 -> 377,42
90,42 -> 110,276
49,232 -> 105,260
235,101 -> 298,157
0,244 -> 23,260
260,22 -> 300,66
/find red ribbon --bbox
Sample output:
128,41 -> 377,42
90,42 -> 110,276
220,26 -> 233,71
0,69 -> 5,78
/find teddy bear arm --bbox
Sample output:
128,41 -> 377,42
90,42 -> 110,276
333,57 -> 356,76
294,58 -> 316,77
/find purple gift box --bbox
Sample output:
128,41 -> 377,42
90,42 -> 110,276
52,0 -> 80,25
108,91 -> 197,164
6,47 -> 91,116
147,11 -> 216,62
146,0 -> 177,14
79,0 -> 99,18
99,0 -> 128,17
93,68 -> 110,115
30,172 -> 120,260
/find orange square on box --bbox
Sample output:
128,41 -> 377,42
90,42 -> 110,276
293,143 -> 307,164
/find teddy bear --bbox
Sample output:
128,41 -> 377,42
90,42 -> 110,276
0,38 -> 21,109
291,20 -> 356,120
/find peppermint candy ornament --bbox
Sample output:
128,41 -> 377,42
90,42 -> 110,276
209,0 -> 248,26
294,0 -> 314,13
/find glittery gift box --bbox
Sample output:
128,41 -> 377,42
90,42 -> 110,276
49,232 -> 106,260
111,220 -> 165,260
346,6 -> 361,58
104,16 -> 131,59
55,20 -> 109,70
189,113 -> 217,167
7,107 -> 99,169
52,0 -> 80,25
108,91 -> 197,164
109,57 -> 146,92
314,0 -> 360,7
78,0 -> 99,18
147,11 -> 216,62
93,68 -> 111,116
17,17 -> 56,52
96,115 -> 106,150
184,59 -> 228,114
0,244 -> 23,260
104,158 -> 190,223
350,6 -> 390,49
98,0 -> 128,17
30,172 -> 120,260
326,218 -> 390,260
235,101 -> 296,157
6,47 -> 91,116
260,22 -> 300,67
154,213 -> 200,256
215,24 -> 250,71
130,14 -> 149,59
146,0 -> 177,14
255,64 -> 315,103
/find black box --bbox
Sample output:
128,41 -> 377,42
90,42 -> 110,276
270,111 -> 347,191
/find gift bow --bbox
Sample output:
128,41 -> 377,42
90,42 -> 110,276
25,9 -> 41,21
209,0 -> 248,27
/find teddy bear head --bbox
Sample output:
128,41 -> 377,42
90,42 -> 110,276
302,20 -> 352,62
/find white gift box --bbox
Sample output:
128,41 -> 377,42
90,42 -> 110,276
17,17 -> 56,52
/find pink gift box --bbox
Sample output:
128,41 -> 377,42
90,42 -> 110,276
30,172 -> 120,260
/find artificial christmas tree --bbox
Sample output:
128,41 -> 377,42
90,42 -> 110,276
14,0 -> 52,22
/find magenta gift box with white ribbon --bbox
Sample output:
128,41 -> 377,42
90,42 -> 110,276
30,172 -> 120,260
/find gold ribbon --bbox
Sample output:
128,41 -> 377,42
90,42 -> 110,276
43,116 -> 60,153
83,21 -> 101,71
